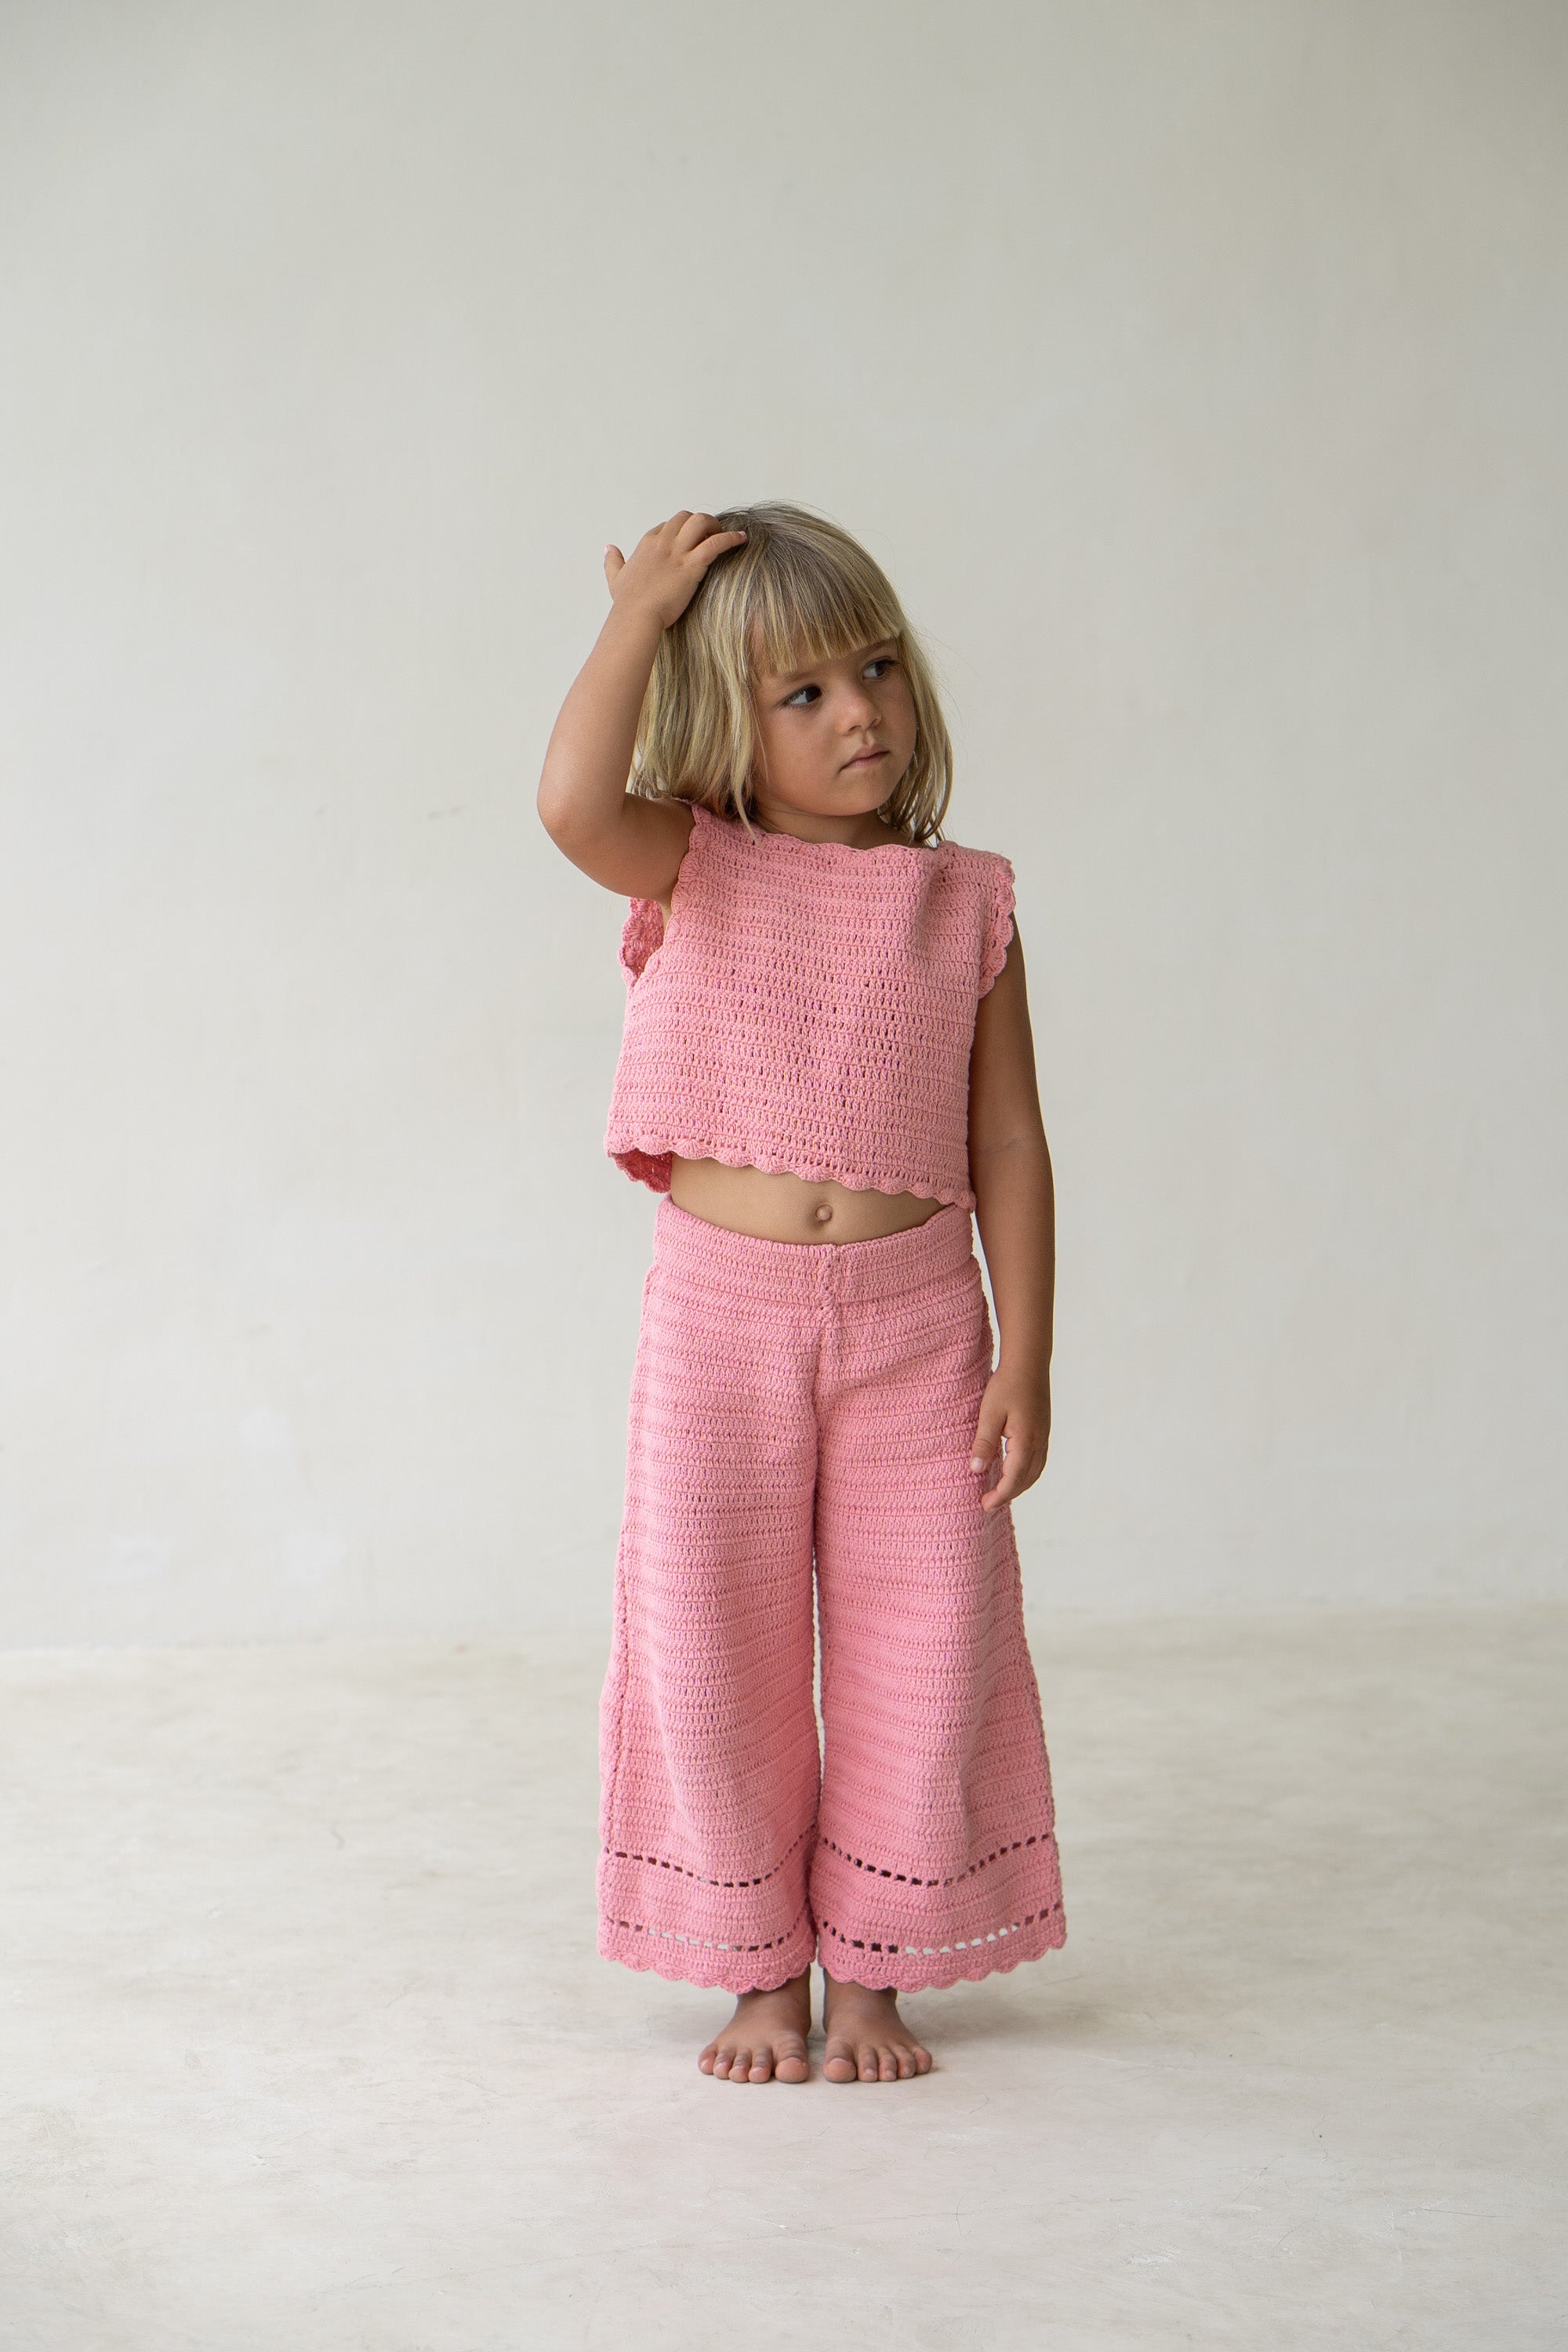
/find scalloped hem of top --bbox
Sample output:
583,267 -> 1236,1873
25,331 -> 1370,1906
606,1137 -> 977,1212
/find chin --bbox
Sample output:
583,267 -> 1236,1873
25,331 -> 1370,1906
834,774 -> 895,811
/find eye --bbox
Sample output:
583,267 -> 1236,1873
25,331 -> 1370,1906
782,683 -> 821,707
863,655 -> 898,681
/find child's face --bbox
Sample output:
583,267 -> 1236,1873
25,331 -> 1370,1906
749,637 -> 918,824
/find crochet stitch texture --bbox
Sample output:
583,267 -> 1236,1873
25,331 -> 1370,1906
595,798 -> 1067,1994
604,801 -> 1016,1210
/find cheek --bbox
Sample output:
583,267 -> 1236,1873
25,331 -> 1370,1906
756,712 -> 818,780
752,711 -> 782,776
886,677 -> 919,752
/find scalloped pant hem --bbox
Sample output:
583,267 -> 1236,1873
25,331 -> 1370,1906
813,1878 -> 1069,1993
598,1878 -> 1069,1995
597,1916 -> 821,1995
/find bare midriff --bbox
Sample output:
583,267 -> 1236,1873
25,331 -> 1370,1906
668,1154 -> 944,1246
654,897 -> 945,1247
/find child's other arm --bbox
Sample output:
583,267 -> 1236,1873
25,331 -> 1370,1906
536,510 -> 746,899
966,927 -> 1055,1512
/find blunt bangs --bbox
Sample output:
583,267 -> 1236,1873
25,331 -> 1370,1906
731,533 -> 906,681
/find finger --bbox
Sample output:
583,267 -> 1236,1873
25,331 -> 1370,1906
689,528 -> 747,568
969,1411 -> 1005,1476
983,1440 -> 1046,1511
603,544 -> 626,586
673,510 -> 720,548
985,1438 -> 1037,1507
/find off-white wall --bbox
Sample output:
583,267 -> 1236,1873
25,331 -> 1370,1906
2,2 -> 1563,1643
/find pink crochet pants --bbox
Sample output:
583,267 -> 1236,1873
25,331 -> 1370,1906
597,1194 -> 1067,1994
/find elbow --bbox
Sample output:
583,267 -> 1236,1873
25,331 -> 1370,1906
968,1128 -> 1054,1210
536,768 -> 590,854
535,768 -> 569,842
969,1124 -> 1051,1172
536,771 -> 632,875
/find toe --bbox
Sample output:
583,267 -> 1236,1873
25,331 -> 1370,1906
748,2049 -> 774,2083
896,2049 -> 917,2079
823,2040 -> 857,2084
878,2046 -> 899,2082
775,2043 -> 809,2084
726,2047 -> 750,2081
858,2045 -> 878,2082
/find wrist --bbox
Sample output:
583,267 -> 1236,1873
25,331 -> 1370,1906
598,598 -> 668,656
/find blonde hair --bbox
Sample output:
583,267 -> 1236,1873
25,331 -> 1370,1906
629,503 -> 953,845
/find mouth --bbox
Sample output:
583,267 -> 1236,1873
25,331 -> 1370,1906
841,746 -> 888,771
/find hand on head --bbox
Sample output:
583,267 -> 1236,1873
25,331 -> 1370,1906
603,510 -> 748,630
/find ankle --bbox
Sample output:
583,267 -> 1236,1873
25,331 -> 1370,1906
821,1969 -> 895,1999
736,1969 -> 811,2006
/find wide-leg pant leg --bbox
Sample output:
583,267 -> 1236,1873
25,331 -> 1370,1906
808,1218 -> 1067,1991
597,1207 -> 822,1991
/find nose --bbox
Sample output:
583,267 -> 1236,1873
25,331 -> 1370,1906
839,680 -> 879,730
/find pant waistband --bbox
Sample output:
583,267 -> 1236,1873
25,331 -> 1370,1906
651,1193 -> 976,1307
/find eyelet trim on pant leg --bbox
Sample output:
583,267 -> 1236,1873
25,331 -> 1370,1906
816,1896 -> 1065,1984
816,1828 -> 1054,1889
601,1900 -> 811,1959
599,1898 -> 815,1993
601,1819 -> 814,1892
818,1900 -> 1063,1958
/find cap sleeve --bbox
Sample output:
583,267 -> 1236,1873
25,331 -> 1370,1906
618,897 -> 665,988
616,799 -> 706,987
977,851 -> 1017,997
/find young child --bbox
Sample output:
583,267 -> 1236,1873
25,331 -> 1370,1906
537,505 -> 1066,2085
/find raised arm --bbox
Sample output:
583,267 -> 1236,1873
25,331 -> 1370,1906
536,510 -> 747,900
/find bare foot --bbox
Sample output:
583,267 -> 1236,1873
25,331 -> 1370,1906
821,1969 -> 934,2082
699,1969 -> 812,2083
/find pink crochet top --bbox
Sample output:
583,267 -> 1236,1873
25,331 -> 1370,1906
604,801 -> 1015,1213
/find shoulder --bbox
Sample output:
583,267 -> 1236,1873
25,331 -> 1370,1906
931,833 -> 1012,874
933,837 -> 1016,906
684,799 -> 745,855
931,841 -> 1016,995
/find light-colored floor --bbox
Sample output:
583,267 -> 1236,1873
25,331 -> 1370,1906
1,1603 -> 1562,2351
